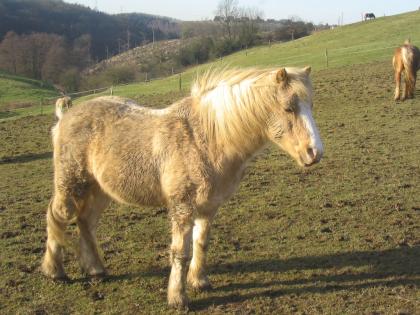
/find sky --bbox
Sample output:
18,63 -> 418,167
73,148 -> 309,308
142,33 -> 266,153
64,0 -> 420,25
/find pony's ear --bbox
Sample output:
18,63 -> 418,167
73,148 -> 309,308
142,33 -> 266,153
303,66 -> 311,75
276,68 -> 288,83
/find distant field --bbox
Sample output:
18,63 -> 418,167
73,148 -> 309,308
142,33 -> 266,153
0,72 -> 58,118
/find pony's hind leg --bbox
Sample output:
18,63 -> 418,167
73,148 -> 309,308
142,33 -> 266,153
187,217 -> 213,291
394,69 -> 402,101
403,72 -> 411,100
77,184 -> 110,278
41,194 -> 78,280
408,72 -> 417,99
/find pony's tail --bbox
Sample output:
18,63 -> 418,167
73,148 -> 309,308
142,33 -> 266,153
55,100 -> 64,120
55,107 -> 63,120
401,46 -> 417,94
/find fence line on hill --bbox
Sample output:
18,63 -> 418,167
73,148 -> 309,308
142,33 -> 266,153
34,42 -> 398,115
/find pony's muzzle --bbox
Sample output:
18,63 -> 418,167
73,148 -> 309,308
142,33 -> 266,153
301,146 -> 323,167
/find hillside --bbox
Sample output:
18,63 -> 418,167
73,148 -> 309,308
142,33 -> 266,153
79,10 -> 420,100
85,39 -> 189,76
0,0 -> 180,60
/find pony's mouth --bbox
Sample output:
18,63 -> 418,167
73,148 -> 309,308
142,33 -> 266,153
298,150 -> 321,167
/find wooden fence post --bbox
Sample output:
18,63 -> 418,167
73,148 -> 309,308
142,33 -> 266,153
40,99 -> 43,115
325,48 -> 329,68
179,73 -> 182,91
110,86 -> 113,95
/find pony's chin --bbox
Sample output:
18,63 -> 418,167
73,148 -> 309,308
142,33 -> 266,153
296,157 -> 317,168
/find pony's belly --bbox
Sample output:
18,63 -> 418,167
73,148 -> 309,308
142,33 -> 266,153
92,163 -> 165,207
99,178 -> 165,207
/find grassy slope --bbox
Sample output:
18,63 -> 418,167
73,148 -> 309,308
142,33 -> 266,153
3,10 -> 420,119
77,10 -> 420,101
0,10 -> 419,315
0,72 -> 58,113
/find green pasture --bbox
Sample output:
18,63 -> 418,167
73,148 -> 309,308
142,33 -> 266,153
0,72 -> 58,112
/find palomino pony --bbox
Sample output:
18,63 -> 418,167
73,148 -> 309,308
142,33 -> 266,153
54,96 -> 72,119
42,66 -> 323,309
393,40 -> 420,101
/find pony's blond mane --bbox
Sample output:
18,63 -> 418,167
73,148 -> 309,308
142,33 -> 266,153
191,67 -> 312,158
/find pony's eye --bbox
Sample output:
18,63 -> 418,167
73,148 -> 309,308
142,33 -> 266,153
285,106 -> 294,113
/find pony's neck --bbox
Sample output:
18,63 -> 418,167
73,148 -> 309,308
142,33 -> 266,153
188,98 -> 268,168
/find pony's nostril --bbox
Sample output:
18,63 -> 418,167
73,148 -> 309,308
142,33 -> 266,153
307,147 -> 316,159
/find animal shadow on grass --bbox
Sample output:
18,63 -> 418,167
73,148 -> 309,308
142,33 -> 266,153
0,152 -> 52,164
71,246 -> 419,310
191,246 -> 420,310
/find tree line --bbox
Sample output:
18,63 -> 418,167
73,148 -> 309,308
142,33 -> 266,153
0,32 -> 91,92
0,0 -> 330,93
177,0 -> 320,66
0,0 -> 180,61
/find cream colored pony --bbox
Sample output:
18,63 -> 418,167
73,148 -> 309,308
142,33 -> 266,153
42,66 -> 323,309
54,96 -> 72,119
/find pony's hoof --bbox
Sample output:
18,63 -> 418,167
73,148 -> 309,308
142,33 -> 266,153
52,274 -> 71,283
41,263 -> 68,282
88,272 -> 109,283
188,277 -> 212,292
168,295 -> 189,311
193,282 -> 213,292
81,265 -> 108,278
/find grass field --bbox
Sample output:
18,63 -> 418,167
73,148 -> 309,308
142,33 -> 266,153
1,10 -> 420,315
1,60 -> 419,314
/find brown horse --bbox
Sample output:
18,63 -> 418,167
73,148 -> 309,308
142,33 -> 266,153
41,66 -> 323,309
393,40 -> 420,101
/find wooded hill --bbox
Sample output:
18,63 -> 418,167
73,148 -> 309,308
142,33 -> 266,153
0,0 -> 180,60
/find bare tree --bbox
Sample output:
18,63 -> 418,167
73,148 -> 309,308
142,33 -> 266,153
238,7 -> 264,47
215,0 -> 240,40
0,31 -> 20,74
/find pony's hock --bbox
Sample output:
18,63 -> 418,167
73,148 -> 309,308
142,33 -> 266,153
42,66 -> 323,309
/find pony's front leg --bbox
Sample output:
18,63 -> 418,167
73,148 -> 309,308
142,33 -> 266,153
167,206 -> 193,309
187,217 -> 213,291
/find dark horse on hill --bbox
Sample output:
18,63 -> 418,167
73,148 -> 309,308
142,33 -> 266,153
364,13 -> 375,20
